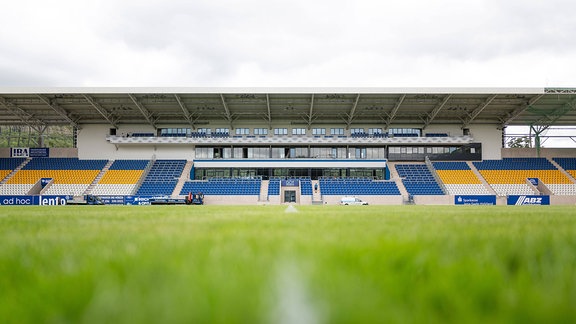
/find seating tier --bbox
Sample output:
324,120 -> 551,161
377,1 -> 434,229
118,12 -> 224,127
136,160 -> 186,196
0,170 -> 11,182
299,178 -> 313,196
268,179 -> 281,196
0,184 -> 34,195
478,170 -> 571,184
23,158 -> 108,170
319,178 -> 400,195
0,158 -> 26,171
98,170 -> 144,184
180,178 -> 261,196
436,170 -> 482,184
8,170 -> 100,184
396,164 -> 443,195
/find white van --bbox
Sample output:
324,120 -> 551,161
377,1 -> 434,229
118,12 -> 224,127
340,197 -> 368,205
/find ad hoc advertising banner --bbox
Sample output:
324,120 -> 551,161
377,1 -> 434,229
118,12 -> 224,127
0,195 -> 72,206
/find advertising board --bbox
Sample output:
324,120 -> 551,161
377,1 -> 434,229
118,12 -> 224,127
454,195 -> 497,205
507,195 -> 550,205
0,195 -> 71,206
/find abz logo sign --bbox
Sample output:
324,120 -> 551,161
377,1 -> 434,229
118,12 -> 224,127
507,195 -> 550,205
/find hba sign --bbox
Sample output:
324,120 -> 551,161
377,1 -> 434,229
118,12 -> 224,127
11,147 -> 29,157
10,147 -> 49,158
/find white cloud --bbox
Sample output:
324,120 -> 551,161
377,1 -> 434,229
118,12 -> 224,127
1,0 -> 576,87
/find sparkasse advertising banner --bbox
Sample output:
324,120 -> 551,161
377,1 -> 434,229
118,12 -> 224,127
455,195 -> 496,205
507,195 -> 550,205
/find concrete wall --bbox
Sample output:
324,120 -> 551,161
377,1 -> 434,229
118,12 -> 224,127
0,148 -> 10,157
550,196 -> 576,205
413,195 -> 453,205
469,124 -> 504,160
4,123 -> 573,162
502,148 -> 576,158
321,195 -> 404,205
0,147 -> 78,158
77,125 -> 195,160
201,195 -> 261,205
422,124 -> 503,159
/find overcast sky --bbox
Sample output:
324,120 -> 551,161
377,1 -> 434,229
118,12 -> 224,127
1,0 -> 576,88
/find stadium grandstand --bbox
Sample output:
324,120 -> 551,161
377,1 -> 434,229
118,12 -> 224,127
1,87 -> 576,205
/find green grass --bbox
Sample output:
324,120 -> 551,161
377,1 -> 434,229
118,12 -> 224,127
1,205 -> 576,323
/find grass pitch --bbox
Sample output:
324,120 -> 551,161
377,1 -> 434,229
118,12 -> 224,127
1,205 -> 575,323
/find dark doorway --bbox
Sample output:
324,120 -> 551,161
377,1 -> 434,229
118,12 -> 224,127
284,190 -> 296,203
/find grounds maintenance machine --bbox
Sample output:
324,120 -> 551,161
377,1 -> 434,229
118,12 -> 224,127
67,194 -> 105,205
186,192 -> 204,205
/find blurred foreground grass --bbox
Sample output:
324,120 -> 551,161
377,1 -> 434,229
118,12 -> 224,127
1,205 -> 575,323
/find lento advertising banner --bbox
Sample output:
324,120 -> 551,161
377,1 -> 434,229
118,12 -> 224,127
455,195 -> 497,205
0,195 -> 71,206
507,195 -> 550,205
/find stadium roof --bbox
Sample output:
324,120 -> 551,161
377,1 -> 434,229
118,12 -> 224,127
1,87 -> 575,130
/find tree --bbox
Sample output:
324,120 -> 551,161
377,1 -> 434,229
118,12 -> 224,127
507,136 -> 532,148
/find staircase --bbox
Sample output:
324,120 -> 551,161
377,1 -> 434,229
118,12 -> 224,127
84,160 -> 114,195
467,161 -> 497,195
172,160 -> 194,197
259,180 -> 269,202
425,157 -> 447,194
132,159 -> 155,195
388,162 -> 410,200
311,180 -> 322,203
0,158 -> 31,184
548,157 -> 576,183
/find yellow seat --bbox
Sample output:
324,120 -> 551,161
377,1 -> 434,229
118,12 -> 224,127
436,170 -> 482,184
99,170 -> 144,184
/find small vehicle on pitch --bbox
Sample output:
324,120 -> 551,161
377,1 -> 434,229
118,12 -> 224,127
150,192 -> 204,205
185,192 -> 204,205
67,194 -> 105,205
340,196 -> 368,205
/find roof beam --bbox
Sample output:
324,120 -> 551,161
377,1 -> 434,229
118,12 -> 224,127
462,94 -> 497,127
83,95 -> 119,128
531,96 -> 576,130
36,95 -> 79,128
174,94 -> 199,129
128,94 -> 156,128
265,94 -> 272,129
384,94 -> 406,129
345,94 -> 361,128
423,95 -> 452,129
0,96 -> 46,130
219,94 -> 234,125
501,94 -> 544,126
304,94 -> 318,129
